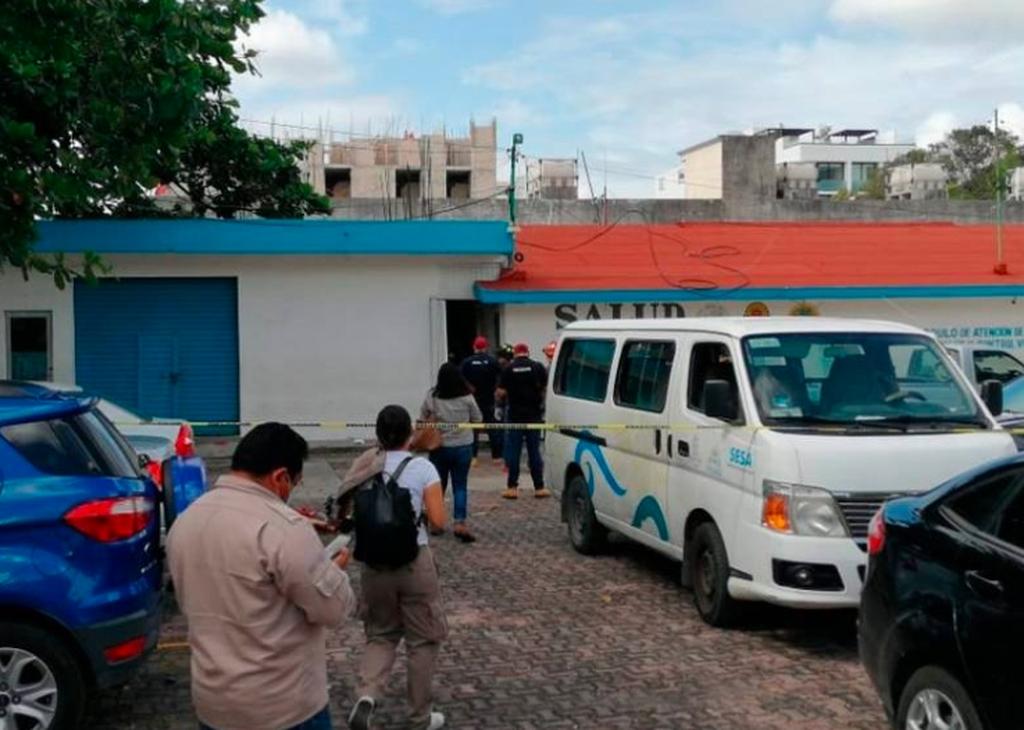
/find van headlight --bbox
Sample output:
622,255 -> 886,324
762,480 -> 848,537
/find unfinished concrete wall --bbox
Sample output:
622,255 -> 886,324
721,135 -> 777,201
327,196 -> 1024,224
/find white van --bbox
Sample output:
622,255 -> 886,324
545,317 -> 1016,625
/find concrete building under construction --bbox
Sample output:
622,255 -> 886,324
302,120 -> 498,206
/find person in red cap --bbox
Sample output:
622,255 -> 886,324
459,336 -> 504,464
495,343 -> 550,499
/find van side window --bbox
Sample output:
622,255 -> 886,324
974,350 -> 1024,385
554,338 -> 616,402
688,342 -> 741,419
614,340 -> 675,413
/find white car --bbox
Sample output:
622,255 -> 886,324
32,382 -> 197,477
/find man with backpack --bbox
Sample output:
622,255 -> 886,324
340,405 -> 449,730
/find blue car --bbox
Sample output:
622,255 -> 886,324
0,382 -> 202,729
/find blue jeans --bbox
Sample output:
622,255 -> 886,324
504,429 -> 545,490
200,706 -> 330,730
430,444 -> 472,521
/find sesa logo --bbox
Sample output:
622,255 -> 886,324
728,448 -> 753,469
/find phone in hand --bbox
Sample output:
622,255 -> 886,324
324,533 -> 352,559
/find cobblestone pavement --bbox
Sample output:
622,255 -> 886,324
84,458 -> 888,730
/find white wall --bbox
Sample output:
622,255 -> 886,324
680,142 -> 723,199
0,255 -> 501,440
503,297 -> 1024,358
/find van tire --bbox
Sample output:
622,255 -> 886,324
0,621 -> 87,730
566,474 -> 606,555
689,522 -> 740,627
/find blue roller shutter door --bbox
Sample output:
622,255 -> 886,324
74,278 -> 239,430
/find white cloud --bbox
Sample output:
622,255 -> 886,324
235,9 -> 353,91
997,103 -> 1024,140
417,0 -> 496,15
488,99 -> 535,127
464,8 -> 1024,196
829,0 -> 1024,38
278,0 -> 368,36
916,111 -> 958,147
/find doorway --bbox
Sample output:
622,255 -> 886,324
445,301 -> 501,365
6,311 -> 52,381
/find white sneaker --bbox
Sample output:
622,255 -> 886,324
348,697 -> 375,730
426,711 -> 446,730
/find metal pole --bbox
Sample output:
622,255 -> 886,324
509,133 -> 523,226
995,108 -> 1006,274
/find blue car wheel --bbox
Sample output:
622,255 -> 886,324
0,621 -> 87,730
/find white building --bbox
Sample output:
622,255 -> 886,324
653,165 -> 686,199
888,163 -> 948,200
775,128 -> 916,197
0,220 -> 511,440
1011,167 -> 1024,201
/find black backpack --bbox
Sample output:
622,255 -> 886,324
353,456 -> 420,569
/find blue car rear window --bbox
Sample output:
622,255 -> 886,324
1,411 -> 138,478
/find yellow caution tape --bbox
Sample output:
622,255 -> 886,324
115,420 -> 1024,434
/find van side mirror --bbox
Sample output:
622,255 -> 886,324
981,379 -> 1004,417
704,379 -> 738,421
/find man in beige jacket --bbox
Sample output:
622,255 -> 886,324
168,423 -> 355,730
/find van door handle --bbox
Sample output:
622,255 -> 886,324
654,428 -> 662,455
966,570 -> 1004,598
667,434 -> 673,459
677,439 -> 690,458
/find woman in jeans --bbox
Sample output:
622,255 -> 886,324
343,405 -> 449,730
421,362 -> 482,543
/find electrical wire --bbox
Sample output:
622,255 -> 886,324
515,207 -> 752,294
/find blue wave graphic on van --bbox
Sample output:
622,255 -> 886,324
574,435 -> 627,497
631,496 -> 670,541
572,431 -> 669,541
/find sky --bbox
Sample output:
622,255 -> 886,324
232,0 -> 1024,197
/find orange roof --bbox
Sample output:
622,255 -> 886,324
475,222 -> 1024,303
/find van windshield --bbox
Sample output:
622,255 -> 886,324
741,332 -> 986,430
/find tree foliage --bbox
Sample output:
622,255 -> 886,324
930,124 -> 1021,200
0,0 -> 329,287
858,167 -> 887,200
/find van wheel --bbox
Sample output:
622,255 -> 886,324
896,667 -> 982,730
689,522 -> 740,627
0,622 -> 86,730
566,474 -> 606,555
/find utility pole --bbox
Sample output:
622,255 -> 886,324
995,108 -> 1008,274
508,133 -> 523,227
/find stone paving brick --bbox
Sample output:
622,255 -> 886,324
84,460 -> 887,729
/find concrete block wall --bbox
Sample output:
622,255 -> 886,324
327,196 -> 1024,224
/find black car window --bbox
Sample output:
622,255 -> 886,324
76,410 -> 139,478
948,469 -> 1024,551
1,408 -> 141,479
1,418 -> 104,476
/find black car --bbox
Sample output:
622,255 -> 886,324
859,454 -> 1024,729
